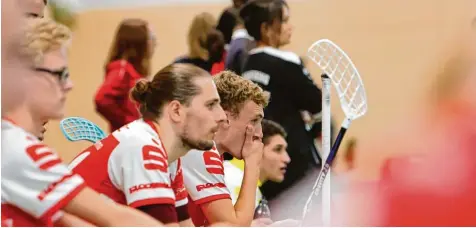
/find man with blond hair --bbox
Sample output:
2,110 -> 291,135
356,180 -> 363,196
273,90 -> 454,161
1,18 -> 163,227
181,71 -> 270,226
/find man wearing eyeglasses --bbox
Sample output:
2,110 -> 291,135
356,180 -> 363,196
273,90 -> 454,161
20,0 -> 47,18
2,17 -> 166,227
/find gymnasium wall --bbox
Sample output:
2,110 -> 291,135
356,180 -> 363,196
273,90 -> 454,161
45,0 -> 476,180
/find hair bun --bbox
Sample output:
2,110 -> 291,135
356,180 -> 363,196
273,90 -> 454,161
131,79 -> 150,104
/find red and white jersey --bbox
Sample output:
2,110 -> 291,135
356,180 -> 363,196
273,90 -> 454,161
181,145 -> 231,226
70,119 -> 187,210
1,120 -> 86,227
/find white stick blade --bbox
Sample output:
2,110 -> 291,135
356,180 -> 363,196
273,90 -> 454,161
307,39 -> 368,120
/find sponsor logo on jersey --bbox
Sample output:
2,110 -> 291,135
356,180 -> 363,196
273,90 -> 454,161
129,182 -> 170,194
38,173 -> 75,201
196,182 -> 226,192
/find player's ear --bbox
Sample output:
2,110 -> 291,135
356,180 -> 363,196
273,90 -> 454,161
260,22 -> 269,41
167,100 -> 184,122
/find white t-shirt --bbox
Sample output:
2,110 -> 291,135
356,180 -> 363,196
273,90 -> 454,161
1,120 -> 86,227
223,159 -> 262,208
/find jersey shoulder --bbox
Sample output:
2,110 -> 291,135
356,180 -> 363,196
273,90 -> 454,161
112,120 -> 154,142
2,121 -> 41,150
112,119 -> 164,151
182,145 -> 220,163
1,121 -> 55,164
249,46 -> 302,65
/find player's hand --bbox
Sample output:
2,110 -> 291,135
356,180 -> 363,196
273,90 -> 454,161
241,125 -> 264,165
267,219 -> 301,227
251,218 -> 273,227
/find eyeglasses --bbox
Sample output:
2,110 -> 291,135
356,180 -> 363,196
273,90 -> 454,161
25,13 -> 44,18
35,67 -> 70,84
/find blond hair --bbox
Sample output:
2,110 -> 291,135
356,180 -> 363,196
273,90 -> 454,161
22,18 -> 72,65
187,12 -> 216,60
213,71 -> 269,116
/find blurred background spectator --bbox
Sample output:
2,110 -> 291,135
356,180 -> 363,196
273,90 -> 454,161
217,0 -> 248,46
174,12 -> 225,73
95,18 -> 156,132
224,4 -> 255,75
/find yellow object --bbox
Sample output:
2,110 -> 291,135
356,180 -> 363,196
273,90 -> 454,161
229,158 -> 263,187
225,158 -> 263,208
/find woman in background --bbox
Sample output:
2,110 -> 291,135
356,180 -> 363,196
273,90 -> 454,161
175,12 -> 225,73
240,0 -> 322,219
216,0 -> 251,75
95,18 -> 156,132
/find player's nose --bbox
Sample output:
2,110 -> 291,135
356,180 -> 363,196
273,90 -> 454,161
253,125 -> 263,141
283,151 -> 291,164
215,104 -> 227,124
63,78 -> 74,92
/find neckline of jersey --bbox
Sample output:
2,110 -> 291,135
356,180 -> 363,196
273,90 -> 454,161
143,119 -> 170,158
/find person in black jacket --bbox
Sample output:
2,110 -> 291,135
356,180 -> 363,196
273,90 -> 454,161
240,0 -> 323,216
216,0 -> 249,45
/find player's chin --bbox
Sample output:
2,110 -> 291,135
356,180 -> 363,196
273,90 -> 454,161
198,139 -> 215,151
280,38 -> 291,47
228,150 -> 242,159
270,174 -> 285,183
47,108 -> 66,120
53,110 -> 66,120
274,170 -> 286,182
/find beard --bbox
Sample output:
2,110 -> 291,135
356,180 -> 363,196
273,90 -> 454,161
180,124 -> 214,151
181,134 -> 214,151
181,113 -> 216,151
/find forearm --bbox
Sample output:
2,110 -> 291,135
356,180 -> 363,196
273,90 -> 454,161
178,218 -> 194,227
233,161 -> 260,226
108,204 -> 165,226
55,212 -> 94,227
63,188 -> 162,227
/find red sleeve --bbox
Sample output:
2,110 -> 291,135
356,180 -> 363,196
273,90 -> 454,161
137,204 -> 178,224
94,69 -> 130,128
